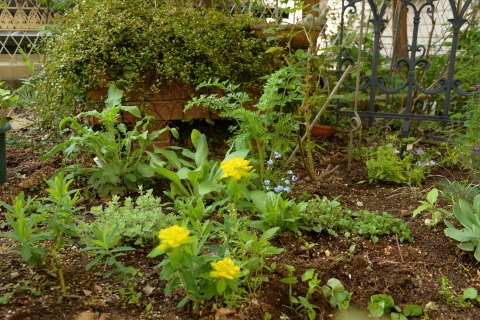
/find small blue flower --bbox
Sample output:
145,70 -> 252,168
429,160 -> 436,166
267,159 -> 274,165
284,187 -> 291,193
274,185 -> 284,193
264,179 -> 271,185
266,186 -> 270,190
287,170 -> 293,175
274,151 -> 281,159
292,175 -> 298,181
393,149 -> 400,154
284,180 -> 290,185
280,178 -> 285,182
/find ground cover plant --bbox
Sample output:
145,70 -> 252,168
2,1 -> 480,319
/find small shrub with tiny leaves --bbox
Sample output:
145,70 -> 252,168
84,188 -> 178,248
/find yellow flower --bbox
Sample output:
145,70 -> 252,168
210,257 -> 240,280
220,157 -> 253,180
157,225 -> 192,251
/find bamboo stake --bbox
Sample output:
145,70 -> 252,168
285,64 -> 353,165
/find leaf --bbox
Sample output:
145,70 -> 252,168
260,227 -> 279,242
426,188 -> 439,204
136,163 -> 155,178
412,204 -> 430,217
368,302 -> 385,318
119,105 -> 141,118
105,85 -> 123,109
151,167 -> 189,196
216,278 -> 227,294
302,269 -> 315,281
445,228 -> 475,242
327,278 -> 344,290
403,304 -> 423,316
280,277 -> 298,285
198,180 -> 222,196
194,133 -> 209,167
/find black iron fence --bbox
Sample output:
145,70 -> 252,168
336,0 -> 480,137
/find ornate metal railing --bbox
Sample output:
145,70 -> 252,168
336,0 -> 480,137
0,0 -> 53,59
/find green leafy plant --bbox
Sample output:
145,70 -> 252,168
83,187 -> 177,248
0,173 -> 81,294
438,276 -> 475,310
303,196 -> 413,243
148,224 -> 245,309
437,180 -> 480,204
80,223 -> 139,280
280,266 -> 321,320
444,194 -> 480,261
42,85 -> 176,197
250,190 -> 308,235
320,278 -> 353,310
412,188 -> 451,226
230,227 -> 284,293
184,59 -> 305,181
0,193 -> 50,267
366,144 -> 430,186
151,129 -> 227,200
280,266 -> 353,319
368,294 -> 422,319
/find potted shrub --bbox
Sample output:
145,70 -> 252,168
0,84 -> 18,183
37,0 -> 276,127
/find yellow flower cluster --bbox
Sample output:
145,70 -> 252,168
220,157 -> 253,180
157,225 -> 192,251
210,257 -> 240,280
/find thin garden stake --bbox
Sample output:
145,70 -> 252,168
285,64 -> 353,165
347,0 -> 366,170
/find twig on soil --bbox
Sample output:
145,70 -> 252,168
395,235 -> 404,263
318,164 -> 340,181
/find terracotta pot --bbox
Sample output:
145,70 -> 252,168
249,24 -> 322,50
310,124 -> 336,139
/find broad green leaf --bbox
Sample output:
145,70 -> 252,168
151,167 -> 189,196
198,180 -> 222,196
194,133 -> 209,167
260,227 -> 279,242
403,304 -> 423,316
301,269 -> 315,281
327,278 -> 344,290
368,302 -> 385,318
216,278 -> 226,293
426,188 -> 438,204
444,228 -> 475,242
463,288 -> 478,300
137,163 -> 155,178
119,105 -> 141,118
105,84 -> 123,109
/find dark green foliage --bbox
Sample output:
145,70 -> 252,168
37,0 -> 272,126
303,196 -> 413,243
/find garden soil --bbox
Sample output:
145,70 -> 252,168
1,132 -> 479,320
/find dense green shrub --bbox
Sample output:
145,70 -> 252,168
37,0 -> 273,126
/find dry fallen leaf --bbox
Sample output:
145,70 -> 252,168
82,289 -> 92,297
74,310 -> 97,320
142,284 -> 155,296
